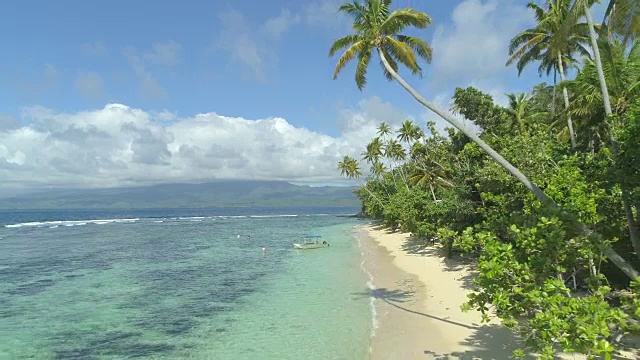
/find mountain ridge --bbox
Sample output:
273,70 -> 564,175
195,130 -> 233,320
0,180 -> 360,210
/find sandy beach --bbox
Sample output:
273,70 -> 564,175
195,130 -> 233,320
358,224 -> 517,359
359,224 -> 640,360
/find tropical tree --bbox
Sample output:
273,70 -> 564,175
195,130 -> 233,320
329,0 -> 638,278
602,0 -> 640,45
338,155 -> 385,206
408,159 -> 453,201
397,119 -> 422,144
505,92 -> 543,133
507,0 -> 591,148
362,137 -> 384,164
384,138 -> 409,189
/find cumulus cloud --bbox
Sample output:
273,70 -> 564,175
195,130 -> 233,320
0,97 -> 408,193
74,72 -> 105,99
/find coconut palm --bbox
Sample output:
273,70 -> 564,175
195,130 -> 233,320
329,0 -> 638,278
570,0 -> 640,259
371,160 -> 387,179
362,137 -> 384,164
377,121 -> 391,138
505,92 -> 535,133
408,158 -> 453,201
384,138 -> 409,189
602,0 -> 640,45
397,119 -> 422,144
338,155 -> 385,206
507,0 -> 591,148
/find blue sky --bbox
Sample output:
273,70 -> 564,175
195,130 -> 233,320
0,0 -> 606,193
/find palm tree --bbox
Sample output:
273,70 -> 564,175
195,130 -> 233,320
362,137 -> 384,164
569,0 -> 640,260
408,158 -> 453,201
384,138 -> 409,190
377,121 -> 391,138
338,155 -> 384,206
507,0 -> 591,148
397,119 -> 421,144
602,0 -> 640,45
563,39 -> 640,256
329,0 -> 638,278
505,92 -> 534,133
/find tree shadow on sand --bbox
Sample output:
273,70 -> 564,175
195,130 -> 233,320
353,287 -> 533,359
400,235 -> 477,291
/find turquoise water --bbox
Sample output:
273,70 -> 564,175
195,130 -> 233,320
0,208 -> 371,359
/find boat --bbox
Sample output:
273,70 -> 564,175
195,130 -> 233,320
293,235 -> 330,249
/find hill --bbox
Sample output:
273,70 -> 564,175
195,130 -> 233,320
0,181 -> 360,209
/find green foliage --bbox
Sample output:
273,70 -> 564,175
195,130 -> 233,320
333,1 -> 640,358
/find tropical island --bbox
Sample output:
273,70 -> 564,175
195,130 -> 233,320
330,0 -> 639,358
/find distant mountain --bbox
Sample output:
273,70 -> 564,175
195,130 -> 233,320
0,181 -> 360,209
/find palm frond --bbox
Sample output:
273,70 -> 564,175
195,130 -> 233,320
380,8 -> 432,34
329,34 -> 362,56
385,36 -> 421,76
355,47 -> 372,90
333,41 -> 367,79
396,35 -> 432,63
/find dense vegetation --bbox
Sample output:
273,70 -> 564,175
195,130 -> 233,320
331,0 -> 640,358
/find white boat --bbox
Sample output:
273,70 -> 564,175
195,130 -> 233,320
293,236 -> 330,249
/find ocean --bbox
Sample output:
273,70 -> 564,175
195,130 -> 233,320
0,207 -> 373,360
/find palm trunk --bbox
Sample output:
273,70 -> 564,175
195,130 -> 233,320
551,70 -> 557,116
429,183 -> 437,202
361,181 -> 385,208
377,48 -> 639,280
557,52 -> 577,149
584,0 -> 640,259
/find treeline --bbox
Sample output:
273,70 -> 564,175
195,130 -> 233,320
331,0 -> 639,358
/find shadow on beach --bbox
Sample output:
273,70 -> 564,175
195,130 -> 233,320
353,287 -> 531,360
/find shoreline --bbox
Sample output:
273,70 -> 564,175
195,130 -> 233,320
357,223 -> 519,359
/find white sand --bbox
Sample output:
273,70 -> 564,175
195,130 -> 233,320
359,224 -> 640,359
360,224 -> 518,359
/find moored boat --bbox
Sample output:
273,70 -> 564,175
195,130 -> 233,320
293,235 -> 330,249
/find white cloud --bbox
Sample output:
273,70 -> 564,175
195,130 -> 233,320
214,8 -> 300,82
74,72 -> 105,99
81,41 -> 108,56
143,40 -> 182,67
0,97 -> 407,192
429,0 -> 532,90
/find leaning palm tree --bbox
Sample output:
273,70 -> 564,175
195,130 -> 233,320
507,0 -> 591,148
329,0 -> 638,278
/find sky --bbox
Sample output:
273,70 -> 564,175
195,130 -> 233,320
0,0 -> 607,196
